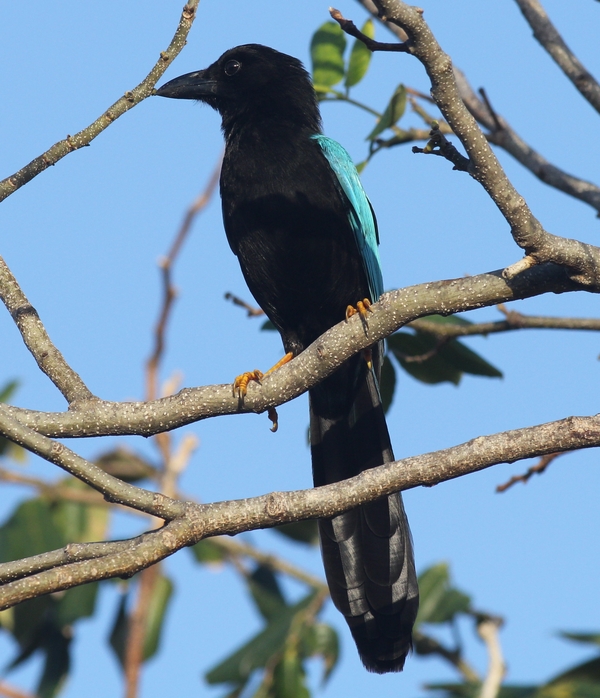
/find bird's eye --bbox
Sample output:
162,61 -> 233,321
224,60 -> 241,76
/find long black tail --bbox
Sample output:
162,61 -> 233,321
309,355 -> 418,673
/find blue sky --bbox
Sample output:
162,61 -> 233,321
1,1 -> 600,696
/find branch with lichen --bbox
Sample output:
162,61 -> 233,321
0,1 -> 200,203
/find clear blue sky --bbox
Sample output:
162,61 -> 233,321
1,1 -> 599,696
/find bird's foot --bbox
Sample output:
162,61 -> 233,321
346,298 -> 372,321
232,352 -> 294,399
362,347 -> 373,371
233,369 -> 264,398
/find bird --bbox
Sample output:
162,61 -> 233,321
156,44 -> 419,673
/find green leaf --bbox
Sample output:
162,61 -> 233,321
0,499 -> 66,562
205,592 -> 318,686
387,331 -> 462,385
143,572 -> 174,661
387,331 -> 502,384
273,520 -> 319,545
366,84 -> 407,140
380,353 -> 397,414
440,340 -> 503,379
109,593 -> 129,669
416,563 -> 471,625
559,632 -> 600,648
274,651 -> 310,698
310,21 -> 346,89
0,379 -> 19,404
36,626 -> 71,698
247,565 -> 287,622
95,447 -> 157,483
548,656 -> 600,686
261,319 -> 277,331
423,683 -> 540,698
345,20 -> 374,88
56,582 -> 99,627
300,622 -> 339,681
189,538 -> 227,563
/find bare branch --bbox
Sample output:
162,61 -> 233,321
2,410 -> 600,609
4,264 -> 587,438
366,0 -> 600,285
409,311 -> 600,338
496,451 -> 566,492
514,0 -> 600,115
454,71 -> 600,217
0,405 -> 186,519
0,2 -> 200,202
477,618 -> 506,698
356,0 -> 600,217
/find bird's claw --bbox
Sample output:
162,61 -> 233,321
233,369 -> 264,398
346,298 -> 372,321
267,406 -> 279,433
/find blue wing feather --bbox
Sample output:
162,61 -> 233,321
311,135 -> 383,300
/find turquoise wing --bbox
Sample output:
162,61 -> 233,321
311,134 -> 383,300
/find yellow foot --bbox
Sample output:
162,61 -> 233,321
362,347 -> 373,371
346,298 -> 372,321
233,370 -> 264,398
232,352 -> 294,399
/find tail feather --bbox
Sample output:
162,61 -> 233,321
309,360 -> 418,673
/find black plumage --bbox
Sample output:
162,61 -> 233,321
156,44 -> 419,672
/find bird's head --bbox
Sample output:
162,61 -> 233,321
156,44 -> 321,135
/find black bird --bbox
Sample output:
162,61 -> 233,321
156,44 -> 418,673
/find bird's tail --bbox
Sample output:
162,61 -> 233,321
309,358 -> 418,673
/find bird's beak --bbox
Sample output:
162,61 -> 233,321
156,70 -> 216,100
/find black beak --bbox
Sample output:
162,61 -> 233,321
156,70 -> 216,100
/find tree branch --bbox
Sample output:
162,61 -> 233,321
355,0 -> 600,217
0,2 -> 199,203
3,263 -> 588,438
477,618 -> 506,698
0,405 -> 186,519
514,0 -> 600,115
454,71 -> 600,217
1,410 -> 600,609
363,0 -> 600,286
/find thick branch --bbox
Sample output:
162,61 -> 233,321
454,71 -> 600,217
409,312 -> 600,338
1,411 -> 599,608
0,405 -> 186,520
356,0 -> 600,218
514,0 -> 600,115
4,264 -> 587,438
363,0 -> 600,285
0,2 -> 199,202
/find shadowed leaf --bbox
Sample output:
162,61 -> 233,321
366,84 -> 407,140
345,20 -> 375,88
311,21 -> 347,89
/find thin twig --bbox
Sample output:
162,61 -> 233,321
329,7 -> 411,52
514,0 -> 600,115
496,451 -> 566,492
224,292 -> 265,317
0,2 -> 200,202
477,618 -> 506,698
